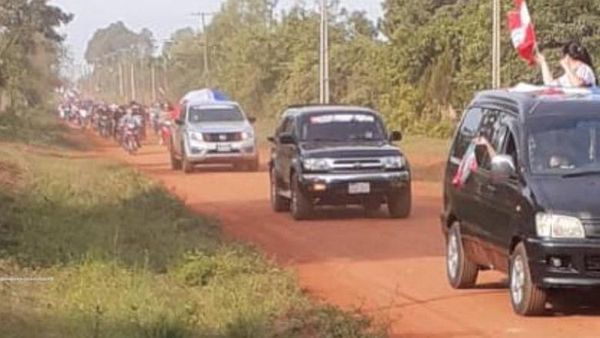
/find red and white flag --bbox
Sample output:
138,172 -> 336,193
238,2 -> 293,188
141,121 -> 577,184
507,0 -> 537,65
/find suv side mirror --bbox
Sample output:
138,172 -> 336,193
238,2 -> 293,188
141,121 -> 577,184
267,136 -> 276,144
279,133 -> 296,145
491,155 -> 516,181
390,131 -> 403,142
248,117 -> 257,124
174,118 -> 184,126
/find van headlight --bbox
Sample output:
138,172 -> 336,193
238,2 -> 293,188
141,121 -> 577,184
303,158 -> 332,172
536,213 -> 585,239
382,156 -> 406,169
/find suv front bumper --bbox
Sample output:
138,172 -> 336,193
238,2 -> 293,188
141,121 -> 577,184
299,171 -> 410,203
526,237 -> 600,288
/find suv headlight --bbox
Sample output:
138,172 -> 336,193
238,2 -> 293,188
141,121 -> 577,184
382,156 -> 406,169
303,158 -> 332,172
536,213 -> 585,239
241,130 -> 254,140
188,132 -> 204,142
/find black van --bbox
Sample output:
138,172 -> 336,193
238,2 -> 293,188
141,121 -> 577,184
442,87 -> 600,316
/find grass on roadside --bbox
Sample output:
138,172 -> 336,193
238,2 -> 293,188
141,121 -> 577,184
0,109 -> 385,338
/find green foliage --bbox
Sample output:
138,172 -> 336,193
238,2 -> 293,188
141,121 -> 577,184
84,21 -> 155,63
0,112 -> 383,338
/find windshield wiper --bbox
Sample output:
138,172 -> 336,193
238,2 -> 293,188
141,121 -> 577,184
562,169 -> 600,178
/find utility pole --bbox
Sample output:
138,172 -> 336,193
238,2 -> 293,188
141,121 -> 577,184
319,0 -> 330,104
192,12 -> 214,87
151,62 -> 157,102
492,0 -> 501,88
130,61 -> 136,101
118,62 -> 124,98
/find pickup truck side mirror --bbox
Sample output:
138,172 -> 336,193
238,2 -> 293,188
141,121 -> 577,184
390,131 -> 403,142
278,133 -> 296,145
248,117 -> 257,124
267,136 -> 276,144
491,155 -> 516,182
174,119 -> 184,126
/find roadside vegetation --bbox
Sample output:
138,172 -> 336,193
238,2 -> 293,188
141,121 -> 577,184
0,111 -> 385,337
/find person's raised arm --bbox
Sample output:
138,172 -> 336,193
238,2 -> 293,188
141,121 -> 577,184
536,53 -> 555,85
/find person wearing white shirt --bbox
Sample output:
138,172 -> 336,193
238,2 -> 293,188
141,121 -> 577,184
536,41 -> 597,88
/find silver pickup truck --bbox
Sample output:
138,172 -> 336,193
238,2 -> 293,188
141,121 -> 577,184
169,100 -> 259,173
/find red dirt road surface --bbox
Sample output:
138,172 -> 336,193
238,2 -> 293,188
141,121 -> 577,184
93,136 -> 600,338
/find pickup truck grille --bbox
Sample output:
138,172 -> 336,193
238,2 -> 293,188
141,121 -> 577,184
204,132 -> 242,142
331,158 -> 384,172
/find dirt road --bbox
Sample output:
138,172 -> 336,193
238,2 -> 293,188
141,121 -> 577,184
94,137 -> 600,338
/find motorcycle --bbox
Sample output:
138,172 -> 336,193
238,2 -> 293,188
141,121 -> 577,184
99,115 -> 113,138
122,122 -> 141,155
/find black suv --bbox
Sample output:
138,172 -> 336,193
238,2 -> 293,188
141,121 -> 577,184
269,105 -> 411,220
442,87 -> 600,316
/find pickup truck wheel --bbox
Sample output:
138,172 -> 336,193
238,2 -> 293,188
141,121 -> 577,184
169,141 -> 182,170
446,222 -> 479,289
182,153 -> 194,174
248,156 -> 260,172
510,243 -> 547,316
270,168 -> 290,212
290,173 -> 313,220
388,185 -> 411,219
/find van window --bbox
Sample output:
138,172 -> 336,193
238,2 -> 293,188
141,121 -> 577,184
453,108 -> 483,158
477,109 -> 506,170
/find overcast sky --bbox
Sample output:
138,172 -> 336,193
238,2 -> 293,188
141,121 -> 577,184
50,0 -> 383,64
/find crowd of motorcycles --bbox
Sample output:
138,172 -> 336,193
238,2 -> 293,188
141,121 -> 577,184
58,99 -> 172,155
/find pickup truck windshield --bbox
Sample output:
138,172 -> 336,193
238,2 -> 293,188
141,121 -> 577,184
528,115 -> 600,175
188,106 -> 244,123
300,112 -> 386,142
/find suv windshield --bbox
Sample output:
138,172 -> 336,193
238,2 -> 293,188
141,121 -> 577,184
299,112 -> 386,142
188,106 -> 244,123
528,115 -> 600,175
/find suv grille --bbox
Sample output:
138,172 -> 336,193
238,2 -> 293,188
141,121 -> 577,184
204,132 -> 242,142
331,158 -> 383,172
586,255 -> 600,272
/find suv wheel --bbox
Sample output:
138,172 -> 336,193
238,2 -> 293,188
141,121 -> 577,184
446,222 -> 479,289
270,168 -> 290,212
388,185 -> 412,219
290,173 -> 313,220
510,243 -> 547,316
248,156 -> 260,172
170,140 -> 182,170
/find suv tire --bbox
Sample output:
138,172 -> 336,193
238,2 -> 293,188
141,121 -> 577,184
446,222 -> 479,289
510,243 -> 547,316
388,185 -> 411,219
248,156 -> 260,172
182,151 -> 194,174
270,168 -> 290,212
170,140 -> 182,170
290,173 -> 313,220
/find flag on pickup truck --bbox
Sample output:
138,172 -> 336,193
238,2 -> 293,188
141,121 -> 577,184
507,0 -> 537,65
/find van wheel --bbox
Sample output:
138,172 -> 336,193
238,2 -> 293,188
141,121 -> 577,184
290,173 -> 313,220
510,243 -> 547,316
270,168 -> 290,212
446,222 -> 479,289
388,185 -> 411,219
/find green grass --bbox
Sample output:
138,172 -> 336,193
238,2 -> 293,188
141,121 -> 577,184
0,110 -> 385,338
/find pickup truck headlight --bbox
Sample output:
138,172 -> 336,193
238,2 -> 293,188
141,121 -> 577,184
303,158 -> 332,172
188,132 -> 204,142
382,156 -> 406,169
241,131 -> 254,140
536,213 -> 585,239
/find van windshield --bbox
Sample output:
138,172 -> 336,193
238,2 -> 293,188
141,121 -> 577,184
188,106 -> 244,123
528,115 -> 600,175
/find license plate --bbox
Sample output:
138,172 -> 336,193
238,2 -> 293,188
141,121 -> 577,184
349,182 -> 370,195
216,144 -> 232,153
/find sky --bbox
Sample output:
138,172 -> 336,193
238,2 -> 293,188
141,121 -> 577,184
51,0 -> 383,65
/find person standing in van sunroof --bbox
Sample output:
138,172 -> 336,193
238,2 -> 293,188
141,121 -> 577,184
535,41 -> 598,88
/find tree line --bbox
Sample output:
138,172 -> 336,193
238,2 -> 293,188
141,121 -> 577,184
0,0 -> 71,113
85,0 -> 600,137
